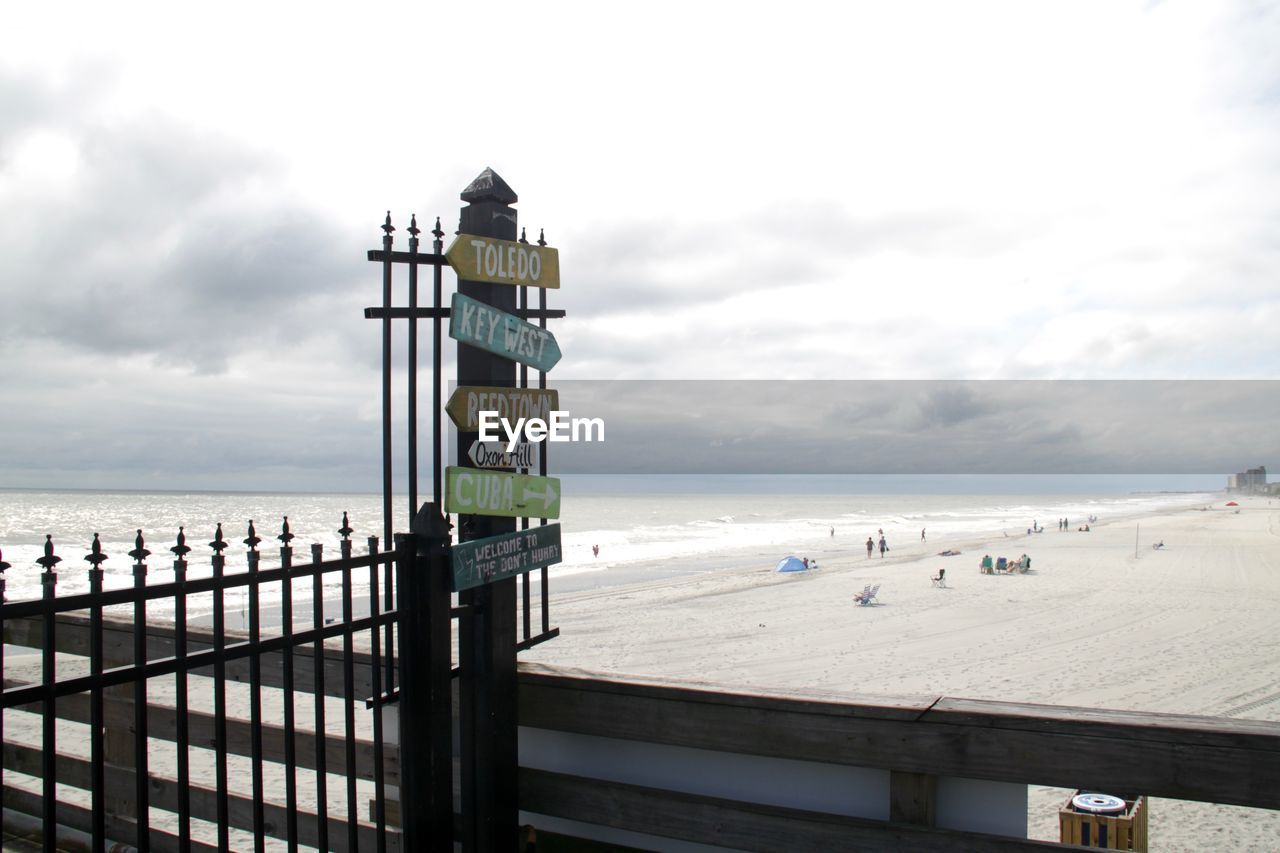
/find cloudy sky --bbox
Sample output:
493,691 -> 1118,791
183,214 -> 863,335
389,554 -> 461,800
1,2 -> 1277,491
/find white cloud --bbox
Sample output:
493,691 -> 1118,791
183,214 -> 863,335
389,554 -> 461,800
0,1 -> 1277,487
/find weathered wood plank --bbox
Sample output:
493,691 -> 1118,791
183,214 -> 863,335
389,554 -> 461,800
929,696 -> 1280,747
516,665 -> 1280,810
4,613 -> 380,700
3,742 -> 400,853
518,768 -> 1080,852
518,662 -> 933,720
2,783 -> 221,853
4,678 -> 399,786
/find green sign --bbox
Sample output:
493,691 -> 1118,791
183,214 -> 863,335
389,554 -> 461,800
445,234 -> 560,289
449,293 -> 562,373
445,466 -> 561,519
450,524 -> 563,591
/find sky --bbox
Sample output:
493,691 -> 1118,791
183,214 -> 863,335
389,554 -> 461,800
1,1 -> 1277,491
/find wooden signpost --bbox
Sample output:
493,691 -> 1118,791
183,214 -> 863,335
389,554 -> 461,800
445,466 -> 561,519
444,234 -> 561,289
446,385 -> 560,431
449,292 -> 562,373
450,524 -> 563,592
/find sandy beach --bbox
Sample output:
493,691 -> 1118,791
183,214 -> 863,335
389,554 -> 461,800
526,495 -> 1280,850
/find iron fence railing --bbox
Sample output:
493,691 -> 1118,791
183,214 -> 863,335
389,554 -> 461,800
1,518 -> 401,852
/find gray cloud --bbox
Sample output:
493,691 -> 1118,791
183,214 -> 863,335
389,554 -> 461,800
528,380 -> 1280,475
0,69 -> 368,374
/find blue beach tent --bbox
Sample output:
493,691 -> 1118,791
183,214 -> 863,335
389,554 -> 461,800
776,556 -> 808,573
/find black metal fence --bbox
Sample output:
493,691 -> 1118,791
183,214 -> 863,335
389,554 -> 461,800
1,517 -> 404,852
3,182 -> 563,851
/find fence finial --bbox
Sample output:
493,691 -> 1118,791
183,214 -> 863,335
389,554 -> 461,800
172,526 -> 192,557
210,523 -> 228,554
0,546 -> 9,573
85,533 -> 108,567
519,227 -> 529,245
244,520 -> 261,551
129,529 -> 151,562
339,511 -> 353,541
432,216 -> 444,241
382,211 -> 395,237
37,535 -> 61,570
408,214 -> 421,237
279,516 -> 295,545
537,228 -> 547,247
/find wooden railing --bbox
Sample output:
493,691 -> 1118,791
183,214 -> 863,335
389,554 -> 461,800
9,618 -> 1280,850
516,663 -> 1280,850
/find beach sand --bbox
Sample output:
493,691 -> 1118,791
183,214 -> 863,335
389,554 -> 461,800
525,496 -> 1280,850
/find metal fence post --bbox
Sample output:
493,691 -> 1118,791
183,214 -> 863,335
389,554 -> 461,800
398,501 -> 454,850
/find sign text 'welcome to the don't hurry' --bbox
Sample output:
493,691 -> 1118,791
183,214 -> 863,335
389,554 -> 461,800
450,524 -> 563,591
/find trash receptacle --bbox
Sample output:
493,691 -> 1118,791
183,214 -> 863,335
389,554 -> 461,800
1059,791 -> 1148,851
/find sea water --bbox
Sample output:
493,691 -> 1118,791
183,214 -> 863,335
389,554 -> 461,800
0,477 -> 1217,612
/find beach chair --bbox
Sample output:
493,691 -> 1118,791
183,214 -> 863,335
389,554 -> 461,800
854,583 -> 881,606
931,568 -> 946,588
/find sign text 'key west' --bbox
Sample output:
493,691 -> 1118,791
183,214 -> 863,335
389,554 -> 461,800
449,292 -> 561,373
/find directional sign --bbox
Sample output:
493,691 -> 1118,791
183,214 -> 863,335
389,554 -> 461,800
450,524 -> 562,591
445,234 -> 560,289
449,293 -> 562,373
467,439 -> 538,470
446,386 -> 560,431
445,466 -> 561,519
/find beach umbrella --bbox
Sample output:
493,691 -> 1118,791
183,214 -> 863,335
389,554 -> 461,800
775,556 -> 809,573
1225,501 -> 1239,507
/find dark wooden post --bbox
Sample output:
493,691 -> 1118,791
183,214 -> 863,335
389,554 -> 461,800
398,503 -> 456,851
455,167 -> 520,851
889,770 -> 938,827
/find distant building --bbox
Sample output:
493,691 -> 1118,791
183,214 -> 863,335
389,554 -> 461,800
1226,465 -> 1267,494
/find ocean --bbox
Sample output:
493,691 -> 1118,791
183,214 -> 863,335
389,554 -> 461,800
0,477 -> 1218,612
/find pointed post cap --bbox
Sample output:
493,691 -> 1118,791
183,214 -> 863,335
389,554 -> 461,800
460,167 -> 517,205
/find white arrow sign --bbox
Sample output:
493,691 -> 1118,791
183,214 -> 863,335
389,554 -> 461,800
523,481 -> 558,506
467,440 -> 538,470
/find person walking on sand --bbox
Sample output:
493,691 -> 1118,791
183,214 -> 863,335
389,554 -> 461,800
921,528 -> 926,541
866,537 -> 874,558
830,526 -> 835,537
879,536 -> 888,558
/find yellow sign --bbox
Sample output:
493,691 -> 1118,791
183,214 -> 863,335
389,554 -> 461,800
446,386 -> 560,431
445,235 -> 560,289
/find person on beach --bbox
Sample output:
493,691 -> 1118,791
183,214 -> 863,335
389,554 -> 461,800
592,544 -> 599,558
879,536 -> 888,557
830,527 -> 835,537
803,557 -> 810,569
921,528 -> 926,541
866,537 -> 874,558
